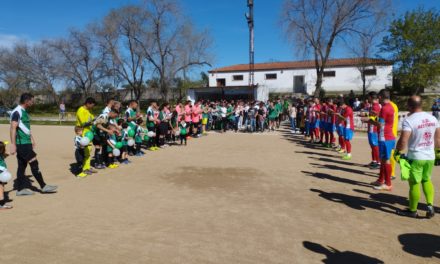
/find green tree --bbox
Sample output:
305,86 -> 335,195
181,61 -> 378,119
381,8 -> 440,94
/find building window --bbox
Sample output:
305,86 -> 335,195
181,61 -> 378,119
265,73 -> 277,80
216,78 -> 226,87
232,75 -> 244,81
323,71 -> 336,77
363,68 -> 377,76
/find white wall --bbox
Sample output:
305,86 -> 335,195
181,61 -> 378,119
209,65 -> 393,99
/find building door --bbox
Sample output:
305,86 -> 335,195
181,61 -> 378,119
294,76 -> 305,93
216,78 -> 226,87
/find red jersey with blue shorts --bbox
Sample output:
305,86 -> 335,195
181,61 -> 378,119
378,103 -> 396,160
343,106 -> 354,140
367,103 -> 381,146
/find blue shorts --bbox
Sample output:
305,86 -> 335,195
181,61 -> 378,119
368,132 -> 379,147
379,140 -> 395,160
336,125 -> 344,136
320,121 -> 326,129
326,123 -> 336,133
344,128 -> 354,141
313,120 -> 320,129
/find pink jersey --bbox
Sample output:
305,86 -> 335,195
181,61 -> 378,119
184,105 -> 192,122
343,106 -> 354,130
176,105 -> 182,122
192,105 -> 201,123
378,103 -> 396,141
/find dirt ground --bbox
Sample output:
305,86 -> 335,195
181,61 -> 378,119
0,124 -> 439,264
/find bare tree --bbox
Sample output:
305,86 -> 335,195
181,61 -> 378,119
96,5 -> 151,103
50,27 -> 110,97
281,0 -> 390,97
0,45 -> 29,106
134,0 -> 212,100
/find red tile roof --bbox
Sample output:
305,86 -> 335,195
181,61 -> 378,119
209,58 -> 393,73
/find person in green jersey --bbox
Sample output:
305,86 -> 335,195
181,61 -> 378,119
268,101 -> 278,131
179,120 -> 188,145
10,93 -> 57,196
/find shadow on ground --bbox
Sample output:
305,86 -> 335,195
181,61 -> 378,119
398,233 -> 440,259
310,188 -> 398,215
303,241 -> 384,264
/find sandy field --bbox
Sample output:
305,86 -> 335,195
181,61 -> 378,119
0,124 -> 439,264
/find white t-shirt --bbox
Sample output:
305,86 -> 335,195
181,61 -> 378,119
402,112 -> 440,160
220,107 -> 227,118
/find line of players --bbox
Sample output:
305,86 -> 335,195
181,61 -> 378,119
304,89 -> 399,192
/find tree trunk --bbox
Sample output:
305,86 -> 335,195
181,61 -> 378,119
314,69 -> 323,98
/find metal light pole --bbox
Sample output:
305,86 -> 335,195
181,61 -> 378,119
246,0 -> 255,99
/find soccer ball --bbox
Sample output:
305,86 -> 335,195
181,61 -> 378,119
0,170 -> 12,183
112,148 -> 121,157
80,137 -> 90,147
127,139 -> 135,147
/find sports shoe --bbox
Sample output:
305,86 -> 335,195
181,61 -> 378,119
76,172 -> 88,178
337,149 -> 346,154
96,164 -> 105,169
369,163 -> 380,170
0,204 -> 13,210
42,185 -> 58,193
342,155 -> 352,160
135,153 -> 143,157
148,147 -> 155,151
396,208 -> 418,218
153,146 -> 160,150
426,205 -> 435,219
391,176 -> 396,180
84,170 -> 93,175
370,180 -> 382,186
373,184 -> 392,191
88,168 -> 98,173
16,188 -> 35,196
107,164 -> 117,169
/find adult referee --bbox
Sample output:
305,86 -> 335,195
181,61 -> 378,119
395,96 -> 440,218
10,93 -> 58,196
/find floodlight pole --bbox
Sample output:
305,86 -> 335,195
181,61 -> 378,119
246,0 -> 255,98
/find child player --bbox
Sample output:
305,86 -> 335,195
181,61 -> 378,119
74,126 -> 85,176
106,124 -> 120,169
179,120 -> 188,146
0,141 -> 12,210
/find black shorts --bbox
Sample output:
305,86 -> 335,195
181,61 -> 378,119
192,122 -> 200,127
159,122 -> 169,135
17,144 -> 37,162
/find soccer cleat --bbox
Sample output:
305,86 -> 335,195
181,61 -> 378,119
370,180 -> 382,186
76,172 -> 88,178
370,163 -> 380,170
107,164 -> 119,169
396,208 -> 418,218
42,185 -> 58,193
337,149 -> 346,154
342,155 -> 352,160
426,205 -> 435,219
148,147 -> 155,151
373,184 -> 392,191
16,188 -> 35,196
0,204 -> 13,210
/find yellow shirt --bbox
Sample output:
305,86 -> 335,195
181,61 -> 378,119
76,106 -> 94,134
390,101 -> 399,137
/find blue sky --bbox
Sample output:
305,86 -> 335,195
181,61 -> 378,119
0,0 -> 439,71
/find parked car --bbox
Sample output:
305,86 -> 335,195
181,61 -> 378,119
0,106 -> 12,117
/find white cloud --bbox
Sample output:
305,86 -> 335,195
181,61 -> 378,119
0,34 -> 29,49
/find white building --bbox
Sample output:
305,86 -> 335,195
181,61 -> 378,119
188,58 -> 393,102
